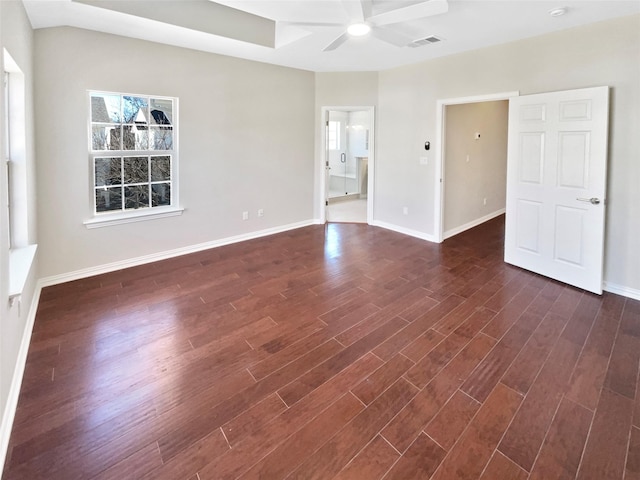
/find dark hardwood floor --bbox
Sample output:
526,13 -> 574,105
3,216 -> 639,479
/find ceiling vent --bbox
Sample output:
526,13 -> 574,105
409,35 -> 443,48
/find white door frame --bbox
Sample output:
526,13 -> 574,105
319,106 -> 375,224
433,91 -> 519,242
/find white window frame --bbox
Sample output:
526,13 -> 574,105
84,90 -> 182,229
4,49 -> 37,302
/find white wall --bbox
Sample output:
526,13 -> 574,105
34,27 -> 315,279
0,0 -> 39,456
376,14 -> 640,294
443,101 -> 508,234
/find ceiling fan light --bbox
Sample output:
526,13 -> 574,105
347,23 -> 371,36
548,7 -> 568,17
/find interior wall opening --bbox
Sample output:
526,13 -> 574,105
321,106 -> 374,225
443,100 -> 509,240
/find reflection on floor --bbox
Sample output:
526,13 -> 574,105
327,198 -> 367,223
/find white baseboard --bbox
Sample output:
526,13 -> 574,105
443,208 -> 506,240
371,220 -> 437,243
40,219 -> 316,287
603,282 -> 640,301
0,282 -> 42,473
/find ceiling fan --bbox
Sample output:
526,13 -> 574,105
282,0 -> 449,51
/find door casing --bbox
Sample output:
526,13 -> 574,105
434,91 -> 520,243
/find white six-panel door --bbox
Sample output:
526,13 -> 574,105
504,87 -> 609,294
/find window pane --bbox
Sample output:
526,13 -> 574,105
150,127 -> 173,150
91,94 -> 121,123
92,125 -> 122,151
122,96 -> 149,124
152,183 -> 171,207
123,156 -> 148,184
150,98 -> 173,125
95,186 -> 122,212
150,156 -> 171,181
328,121 -> 340,150
122,125 -> 149,150
95,157 -> 121,187
91,125 -> 108,151
124,185 -> 150,209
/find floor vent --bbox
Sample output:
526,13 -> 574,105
409,35 -> 443,48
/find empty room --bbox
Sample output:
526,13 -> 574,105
0,0 -> 639,478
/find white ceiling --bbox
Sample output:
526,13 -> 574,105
23,0 -> 640,72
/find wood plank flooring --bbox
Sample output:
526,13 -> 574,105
3,216 -> 639,479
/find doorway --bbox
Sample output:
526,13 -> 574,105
320,106 -> 374,224
435,88 -> 609,294
442,100 -> 509,239
434,92 -> 519,242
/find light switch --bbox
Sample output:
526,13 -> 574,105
420,156 -> 428,165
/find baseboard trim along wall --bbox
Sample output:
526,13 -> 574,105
372,220 -> 437,243
0,285 -> 42,473
39,220 -> 316,288
443,209 -> 506,241
603,282 -> 640,301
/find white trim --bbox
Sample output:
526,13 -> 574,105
443,209 -> 506,240
603,282 -> 640,301
0,282 -> 41,473
319,106 -> 375,225
371,220 -> 437,243
83,206 -> 184,228
9,244 -> 37,298
434,91 -> 519,243
41,219 -> 315,287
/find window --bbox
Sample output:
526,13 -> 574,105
4,49 -> 37,302
328,120 -> 340,150
89,91 -> 178,217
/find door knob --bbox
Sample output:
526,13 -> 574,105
576,197 -> 601,205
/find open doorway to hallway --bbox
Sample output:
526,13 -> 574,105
434,91 -> 518,242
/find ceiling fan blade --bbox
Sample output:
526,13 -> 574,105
280,20 -> 345,28
340,0 -> 365,22
370,26 -> 413,48
323,32 -> 350,51
369,0 -> 448,27
360,0 -> 373,19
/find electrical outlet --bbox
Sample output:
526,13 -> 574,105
257,209 -> 264,217
403,206 -> 409,215
242,211 -> 249,220
419,156 -> 428,165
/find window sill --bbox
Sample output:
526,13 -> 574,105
83,206 -> 184,229
9,244 -> 38,300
